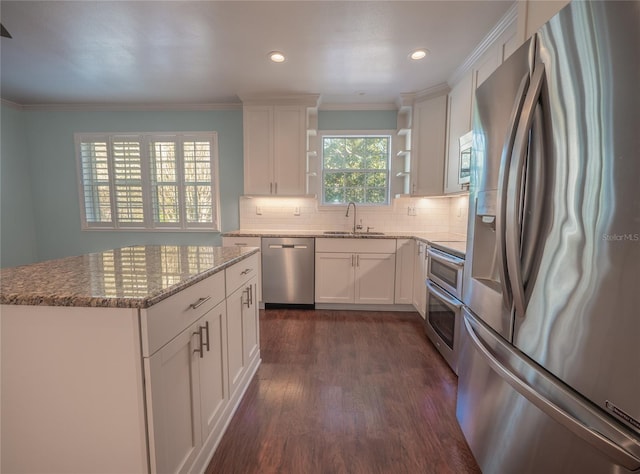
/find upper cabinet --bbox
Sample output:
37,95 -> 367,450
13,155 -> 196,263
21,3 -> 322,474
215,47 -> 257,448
243,96 -> 319,196
444,71 -> 474,194
409,91 -> 448,196
443,6 -> 518,195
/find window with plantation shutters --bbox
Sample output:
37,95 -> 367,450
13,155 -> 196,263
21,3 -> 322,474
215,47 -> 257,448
76,132 -> 220,231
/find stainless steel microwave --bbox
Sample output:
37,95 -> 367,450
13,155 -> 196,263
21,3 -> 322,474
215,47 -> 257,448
458,131 -> 472,185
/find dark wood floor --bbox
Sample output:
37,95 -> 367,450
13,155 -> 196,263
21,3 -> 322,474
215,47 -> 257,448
206,309 -> 480,474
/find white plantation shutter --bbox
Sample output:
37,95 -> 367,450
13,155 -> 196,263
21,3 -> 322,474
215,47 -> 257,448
80,140 -> 112,223
76,132 -> 220,231
112,138 -> 145,225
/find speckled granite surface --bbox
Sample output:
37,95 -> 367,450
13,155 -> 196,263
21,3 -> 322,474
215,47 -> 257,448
223,230 -> 467,257
0,245 -> 259,309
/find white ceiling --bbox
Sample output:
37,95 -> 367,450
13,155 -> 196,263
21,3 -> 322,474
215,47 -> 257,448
0,1 -> 513,107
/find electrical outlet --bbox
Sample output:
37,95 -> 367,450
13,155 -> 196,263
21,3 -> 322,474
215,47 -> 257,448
294,207 -> 300,216
408,206 -> 416,216
256,206 -> 263,215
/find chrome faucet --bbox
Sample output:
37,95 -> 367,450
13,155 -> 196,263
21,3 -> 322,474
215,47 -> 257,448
345,201 -> 361,234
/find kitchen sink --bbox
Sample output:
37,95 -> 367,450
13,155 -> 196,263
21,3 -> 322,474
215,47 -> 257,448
323,231 -> 385,236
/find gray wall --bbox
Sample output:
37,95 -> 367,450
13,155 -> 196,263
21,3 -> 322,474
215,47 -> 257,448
0,106 -> 398,267
1,104 -> 38,267
1,105 -> 244,266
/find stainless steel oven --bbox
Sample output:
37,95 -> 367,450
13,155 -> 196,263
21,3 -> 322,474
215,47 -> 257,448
424,246 -> 465,374
427,246 -> 464,299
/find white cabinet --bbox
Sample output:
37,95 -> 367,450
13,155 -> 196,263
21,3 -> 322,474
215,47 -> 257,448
146,302 -> 227,474
0,252 -> 262,474
471,18 -> 518,91
222,236 -> 261,248
315,238 -> 396,305
445,71 -> 474,195
412,240 -> 428,318
410,93 -> 448,196
244,105 -> 305,195
354,253 -> 396,304
225,253 -> 260,399
243,98 -> 319,196
394,238 -> 415,304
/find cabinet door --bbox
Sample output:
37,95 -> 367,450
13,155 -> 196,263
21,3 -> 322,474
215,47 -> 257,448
226,285 -> 247,398
445,71 -> 474,194
355,253 -> 396,304
315,252 -> 355,303
243,106 -> 274,194
147,324 -> 202,474
395,239 -> 415,304
273,105 -> 306,195
242,278 -> 260,365
411,94 -> 448,196
198,303 -> 228,442
412,242 -> 427,317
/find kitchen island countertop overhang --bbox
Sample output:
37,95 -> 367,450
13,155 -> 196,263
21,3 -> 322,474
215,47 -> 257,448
0,244 -> 260,308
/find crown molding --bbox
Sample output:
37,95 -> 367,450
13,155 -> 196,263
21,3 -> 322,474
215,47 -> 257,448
448,2 -> 519,86
239,93 -> 321,108
318,102 -> 397,111
1,98 -> 24,110
0,101 -> 243,112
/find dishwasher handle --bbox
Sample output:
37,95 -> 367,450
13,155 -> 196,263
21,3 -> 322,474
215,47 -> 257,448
268,244 -> 308,249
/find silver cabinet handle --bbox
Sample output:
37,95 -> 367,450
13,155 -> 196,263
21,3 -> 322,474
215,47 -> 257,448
240,268 -> 253,275
243,287 -> 251,308
249,284 -> 253,306
356,254 -> 360,267
189,296 -> 211,310
234,243 -> 248,247
351,254 -> 355,267
193,327 -> 204,359
203,320 -> 210,353
270,182 -> 273,194
275,182 -> 278,194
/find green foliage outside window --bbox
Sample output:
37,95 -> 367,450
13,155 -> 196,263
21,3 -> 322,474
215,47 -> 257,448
322,136 -> 390,205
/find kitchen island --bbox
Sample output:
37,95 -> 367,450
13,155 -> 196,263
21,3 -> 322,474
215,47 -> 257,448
1,245 -> 261,474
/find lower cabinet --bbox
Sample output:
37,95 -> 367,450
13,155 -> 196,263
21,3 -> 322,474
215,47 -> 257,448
314,239 -> 397,305
412,240 -> 428,318
0,252 -> 261,474
146,302 -> 227,474
226,276 -> 259,399
145,253 -> 261,474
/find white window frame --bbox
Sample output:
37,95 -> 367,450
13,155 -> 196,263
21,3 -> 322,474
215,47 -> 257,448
75,132 -> 221,231
318,130 -> 393,207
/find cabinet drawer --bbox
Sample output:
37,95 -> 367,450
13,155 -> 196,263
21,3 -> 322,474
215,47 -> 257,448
315,238 -> 396,254
225,253 -> 261,297
222,236 -> 261,248
142,271 -> 226,357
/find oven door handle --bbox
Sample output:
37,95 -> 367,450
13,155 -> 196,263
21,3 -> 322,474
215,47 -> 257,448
426,280 -> 463,310
427,248 -> 464,267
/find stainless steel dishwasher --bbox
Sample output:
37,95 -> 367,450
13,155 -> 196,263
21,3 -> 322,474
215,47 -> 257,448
261,237 -> 315,307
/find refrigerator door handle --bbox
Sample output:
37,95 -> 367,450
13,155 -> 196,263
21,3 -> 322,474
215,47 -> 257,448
520,103 -> 546,284
463,311 -> 640,470
496,73 -> 530,311
505,65 -> 546,318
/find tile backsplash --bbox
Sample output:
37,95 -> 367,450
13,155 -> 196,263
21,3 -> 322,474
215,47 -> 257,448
238,195 -> 468,237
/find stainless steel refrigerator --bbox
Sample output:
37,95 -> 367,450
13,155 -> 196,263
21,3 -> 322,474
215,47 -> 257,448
457,1 -> 640,472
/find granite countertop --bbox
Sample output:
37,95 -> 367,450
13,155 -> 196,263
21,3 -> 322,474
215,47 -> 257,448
0,245 -> 259,309
223,230 -> 467,257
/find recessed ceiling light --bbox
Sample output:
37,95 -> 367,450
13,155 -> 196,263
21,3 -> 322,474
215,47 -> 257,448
409,49 -> 429,61
269,51 -> 286,63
